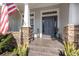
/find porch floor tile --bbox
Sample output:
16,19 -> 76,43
28,38 -> 64,56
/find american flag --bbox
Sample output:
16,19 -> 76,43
0,3 -> 17,34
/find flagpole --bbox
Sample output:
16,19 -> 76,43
16,7 -> 23,46
17,8 -> 22,26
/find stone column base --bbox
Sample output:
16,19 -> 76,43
64,24 -> 79,48
21,27 -> 32,42
8,27 -> 32,48
21,27 -> 31,43
11,32 -> 20,45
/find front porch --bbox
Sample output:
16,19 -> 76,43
0,3 -> 79,56
28,38 -> 63,56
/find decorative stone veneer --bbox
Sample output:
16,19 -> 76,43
21,27 -> 31,43
8,27 -> 32,46
64,24 -> 79,48
11,31 -> 20,45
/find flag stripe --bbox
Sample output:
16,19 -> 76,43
0,21 -> 9,33
0,15 -> 8,30
0,4 -> 8,34
9,9 -> 17,16
8,4 -> 16,9
7,3 -> 14,6
1,9 -> 8,25
8,6 -> 16,12
0,16 -> 8,33
1,6 -> 8,22
8,7 -> 17,14
2,22 -> 9,34
7,3 -> 17,15
0,3 -> 17,34
8,5 -> 16,11
1,5 -> 6,14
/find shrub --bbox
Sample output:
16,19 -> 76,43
0,33 -> 29,56
13,41 -> 29,56
0,33 -> 17,54
64,41 -> 79,56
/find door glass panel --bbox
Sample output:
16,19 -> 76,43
30,18 -> 34,36
42,16 -> 57,38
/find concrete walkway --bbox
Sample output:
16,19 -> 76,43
28,38 -> 64,56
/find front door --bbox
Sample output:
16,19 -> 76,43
42,16 -> 57,38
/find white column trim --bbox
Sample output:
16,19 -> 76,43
23,3 -> 31,27
69,3 -> 79,25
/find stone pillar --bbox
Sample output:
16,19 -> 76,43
64,4 -> 79,48
64,24 -> 79,47
21,27 -> 31,43
21,3 -> 31,44
64,24 -> 75,42
10,31 -> 20,46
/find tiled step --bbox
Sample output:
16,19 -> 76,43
28,39 -> 64,56
29,45 -> 61,52
28,45 -> 61,56
28,50 -> 59,56
30,41 -> 63,49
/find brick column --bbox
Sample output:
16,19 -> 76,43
21,3 -> 31,44
21,27 -> 31,43
8,31 -> 21,48
64,24 -> 75,42
64,4 -> 79,48
64,24 -> 79,48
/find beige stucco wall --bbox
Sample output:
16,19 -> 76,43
69,3 -> 79,25
30,3 -> 69,39
59,4 -> 69,39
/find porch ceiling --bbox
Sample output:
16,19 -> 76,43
0,3 -> 59,13
29,3 -> 58,9
16,3 -> 58,13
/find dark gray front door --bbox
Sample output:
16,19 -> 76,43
42,16 -> 57,38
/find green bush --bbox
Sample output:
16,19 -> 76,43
0,33 -> 17,54
0,33 -> 28,56
64,41 -> 79,56
13,41 -> 29,56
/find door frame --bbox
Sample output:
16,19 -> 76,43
30,12 -> 35,38
40,8 -> 59,38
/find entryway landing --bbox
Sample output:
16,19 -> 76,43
28,38 -> 64,56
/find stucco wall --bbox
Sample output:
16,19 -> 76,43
69,3 -> 79,25
30,3 -> 69,39
59,4 -> 69,39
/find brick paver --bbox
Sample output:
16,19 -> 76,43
28,38 -> 64,56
